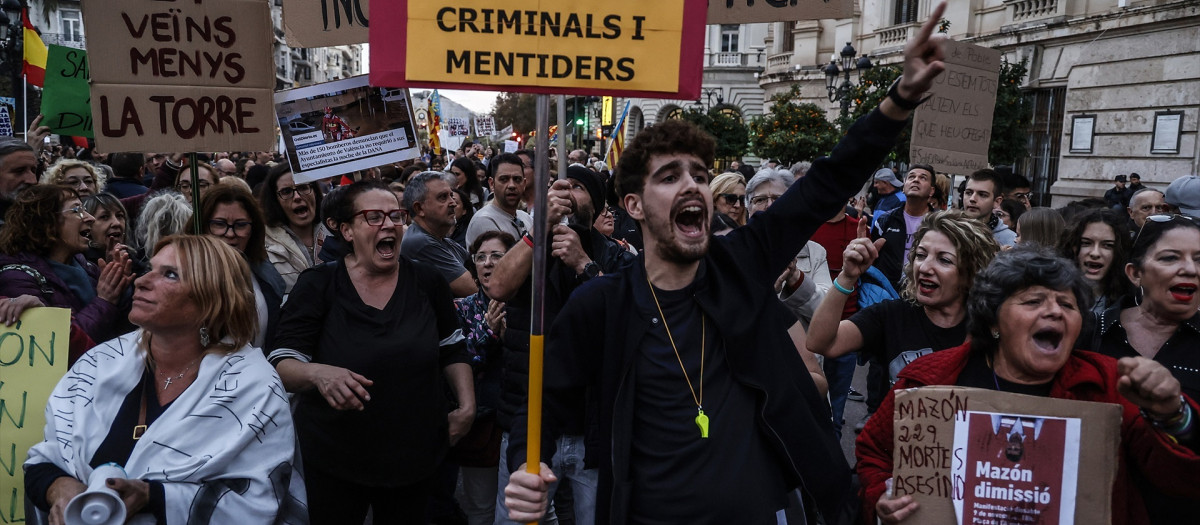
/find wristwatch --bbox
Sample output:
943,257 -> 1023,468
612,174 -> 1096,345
579,261 -> 600,280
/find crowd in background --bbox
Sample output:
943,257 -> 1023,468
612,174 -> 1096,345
3,84 -> 1200,524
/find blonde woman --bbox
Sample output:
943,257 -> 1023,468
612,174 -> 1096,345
710,172 -> 747,226
25,235 -> 307,524
42,159 -> 105,197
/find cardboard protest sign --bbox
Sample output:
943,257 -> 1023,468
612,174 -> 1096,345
504,139 -> 518,153
446,117 -> 470,137
276,76 -> 420,184
909,40 -> 1001,175
474,116 -> 495,137
41,45 -> 93,138
707,0 -> 853,24
0,308 -> 70,523
892,386 -> 1121,525
372,0 -> 706,99
81,0 -> 275,153
283,0 -> 369,48
0,107 -> 11,137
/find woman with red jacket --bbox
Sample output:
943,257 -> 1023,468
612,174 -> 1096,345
857,247 -> 1200,524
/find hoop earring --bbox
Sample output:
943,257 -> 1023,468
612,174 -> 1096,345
1135,286 -> 1144,308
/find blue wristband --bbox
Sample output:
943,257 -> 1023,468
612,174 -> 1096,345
833,279 -> 855,295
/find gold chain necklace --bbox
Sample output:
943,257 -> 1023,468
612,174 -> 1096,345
646,276 -> 709,438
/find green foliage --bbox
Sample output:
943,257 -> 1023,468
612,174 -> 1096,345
680,106 -> 749,161
989,58 -> 1032,165
491,93 -> 558,137
748,85 -> 840,164
848,64 -> 908,162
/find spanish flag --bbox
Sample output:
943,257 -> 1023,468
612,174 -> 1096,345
22,8 -> 47,87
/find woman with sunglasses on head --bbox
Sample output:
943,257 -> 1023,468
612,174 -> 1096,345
259,163 -> 328,294
1079,213 -> 1200,524
1058,208 -> 1131,314
709,172 -> 747,226
0,185 -> 135,362
194,184 -> 286,350
268,180 -> 474,524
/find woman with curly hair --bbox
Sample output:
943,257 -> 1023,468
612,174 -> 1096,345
0,184 -> 134,358
807,210 -> 1001,388
41,159 -> 105,197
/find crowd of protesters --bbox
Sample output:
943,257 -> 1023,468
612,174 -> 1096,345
4,4 -> 1200,523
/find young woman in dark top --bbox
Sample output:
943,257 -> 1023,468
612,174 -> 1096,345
1058,208 -> 1131,314
807,210 -> 1000,385
269,180 -> 475,524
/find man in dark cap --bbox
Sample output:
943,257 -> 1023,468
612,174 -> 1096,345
1104,174 -> 1130,211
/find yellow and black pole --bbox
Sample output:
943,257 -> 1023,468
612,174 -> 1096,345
525,94 -> 551,517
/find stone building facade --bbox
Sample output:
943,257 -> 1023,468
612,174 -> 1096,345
759,0 -> 1199,205
624,23 -> 771,164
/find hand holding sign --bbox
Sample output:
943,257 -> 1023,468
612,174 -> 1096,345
876,478 -> 919,524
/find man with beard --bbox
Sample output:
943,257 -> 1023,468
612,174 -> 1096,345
0,138 -> 38,226
466,153 -> 533,247
487,165 -> 636,525
503,3 -> 950,522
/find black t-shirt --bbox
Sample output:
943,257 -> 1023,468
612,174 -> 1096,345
272,260 -> 466,486
628,283 -> 788,524
850,299 -> 968,384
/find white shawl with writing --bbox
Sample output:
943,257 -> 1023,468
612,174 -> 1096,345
26,330 -> 308,524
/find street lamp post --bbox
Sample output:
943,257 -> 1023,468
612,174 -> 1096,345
694,87 -> 724,112
824,42 -> 873,127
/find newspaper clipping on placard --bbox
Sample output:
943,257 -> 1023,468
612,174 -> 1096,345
952,412 -> 1080,525
275,76 -> 420,184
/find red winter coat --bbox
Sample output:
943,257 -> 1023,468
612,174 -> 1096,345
856,343 -> 1200,525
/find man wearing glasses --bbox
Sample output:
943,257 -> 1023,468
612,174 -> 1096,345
466,153 -> 533,247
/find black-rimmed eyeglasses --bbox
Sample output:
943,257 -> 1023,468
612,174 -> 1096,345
209,219 -> 253,235
354,209 -> 409,226
277,185 -> 314,199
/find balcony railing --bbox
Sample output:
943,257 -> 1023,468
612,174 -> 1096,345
41,32 -> 86,49
766,53 -> 791,69
877,23 -> 917,47
1006,0 -> 1061,21
713,52 -> 746,67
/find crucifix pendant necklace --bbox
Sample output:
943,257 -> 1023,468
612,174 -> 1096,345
158,357 -> 201,390
647,276 -> 709,439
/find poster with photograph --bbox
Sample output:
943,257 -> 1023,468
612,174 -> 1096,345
275,76 -> 419,184
952,412 -> 1080,525
892,386 -> 1119,525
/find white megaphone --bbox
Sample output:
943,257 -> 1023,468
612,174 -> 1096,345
64,463 -> 128,525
